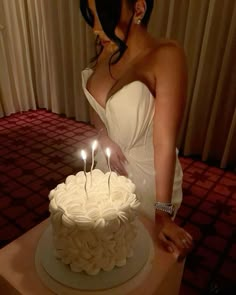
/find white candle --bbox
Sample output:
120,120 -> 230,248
105,147 -> 111,172
91,140 -> 98,170
90,140 -> 98,186
81,150 -> 88,199
105,147 -> 111,198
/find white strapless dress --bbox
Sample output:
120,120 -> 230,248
81,68 -> 183,221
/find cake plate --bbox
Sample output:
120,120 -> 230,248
35,220 -> 154,294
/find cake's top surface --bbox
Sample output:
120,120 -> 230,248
49,169 -> 140,229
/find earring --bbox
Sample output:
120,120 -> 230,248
135,18 -> 142,25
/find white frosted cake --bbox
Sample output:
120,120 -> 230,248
48,169 -> 140,275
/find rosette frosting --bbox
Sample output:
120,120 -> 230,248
49,169 -> 140,275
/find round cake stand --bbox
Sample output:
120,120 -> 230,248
35,220 -> 154,295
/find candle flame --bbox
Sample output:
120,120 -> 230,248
106,147 -> 111,158
92,140 -> 98,151
81,150 -> 87,160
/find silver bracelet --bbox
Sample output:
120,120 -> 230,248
154,201 -> 175,216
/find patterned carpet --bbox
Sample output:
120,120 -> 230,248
0,109 -> 235,295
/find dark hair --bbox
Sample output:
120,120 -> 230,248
80,0 -> 154,67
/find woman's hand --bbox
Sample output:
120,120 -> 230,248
99,134 -> 128,176
155,211 -> 193,260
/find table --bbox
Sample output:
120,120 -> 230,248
0,217 -> 184,295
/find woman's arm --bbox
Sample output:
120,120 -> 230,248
153,44 -> 187,203
152,44 -> 193,256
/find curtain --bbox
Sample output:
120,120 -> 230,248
0,0 -> 94,121
0,0 -> 235,168
149,0 -> 236,168
26,0 -> 95,121
0,0 -> 36,116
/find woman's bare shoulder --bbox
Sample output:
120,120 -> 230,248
135,39 -> 185,87
144,39 -> 186,76
147,38 -> 185,63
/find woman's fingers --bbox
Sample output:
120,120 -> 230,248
101,137 -> 128,175
180,237 -> 192,249
115,163 -> 127,176
179,229 -> 193,248
171,234 -> 193,261
160,224 -> 193,258
114,146 -> 128,165
110,151 -> 128,176
118,150 -> 128,164
169,230 -> 193,253
155,213 -> 193,258
158,232 -> 177,254
111,161 -> 126,175
185,231 -> 193,241
117,151 -> 128,175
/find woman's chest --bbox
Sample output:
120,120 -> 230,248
86,66 -> 115,108
86,54 -> 156,109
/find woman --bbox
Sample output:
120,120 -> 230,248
80,0 -> 193,257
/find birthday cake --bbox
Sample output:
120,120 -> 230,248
48,169 -> 140,275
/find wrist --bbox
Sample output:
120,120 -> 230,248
154,201 -> 175,217
155,209 -> 171,220
155,210 -> 171,225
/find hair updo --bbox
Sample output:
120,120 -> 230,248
80,0 -> 154,66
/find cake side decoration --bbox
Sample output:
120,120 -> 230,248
49,168 -> 140,275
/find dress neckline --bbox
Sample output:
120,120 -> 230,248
81,68 -> 150,111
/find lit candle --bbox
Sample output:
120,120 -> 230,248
105,147 -> 111,172
81,150 -> 88,199
105,147 -> 111,198
90,140 -> 98,186
91,140 -> 98,170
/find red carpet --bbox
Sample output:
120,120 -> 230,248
0,109 -> 235,294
